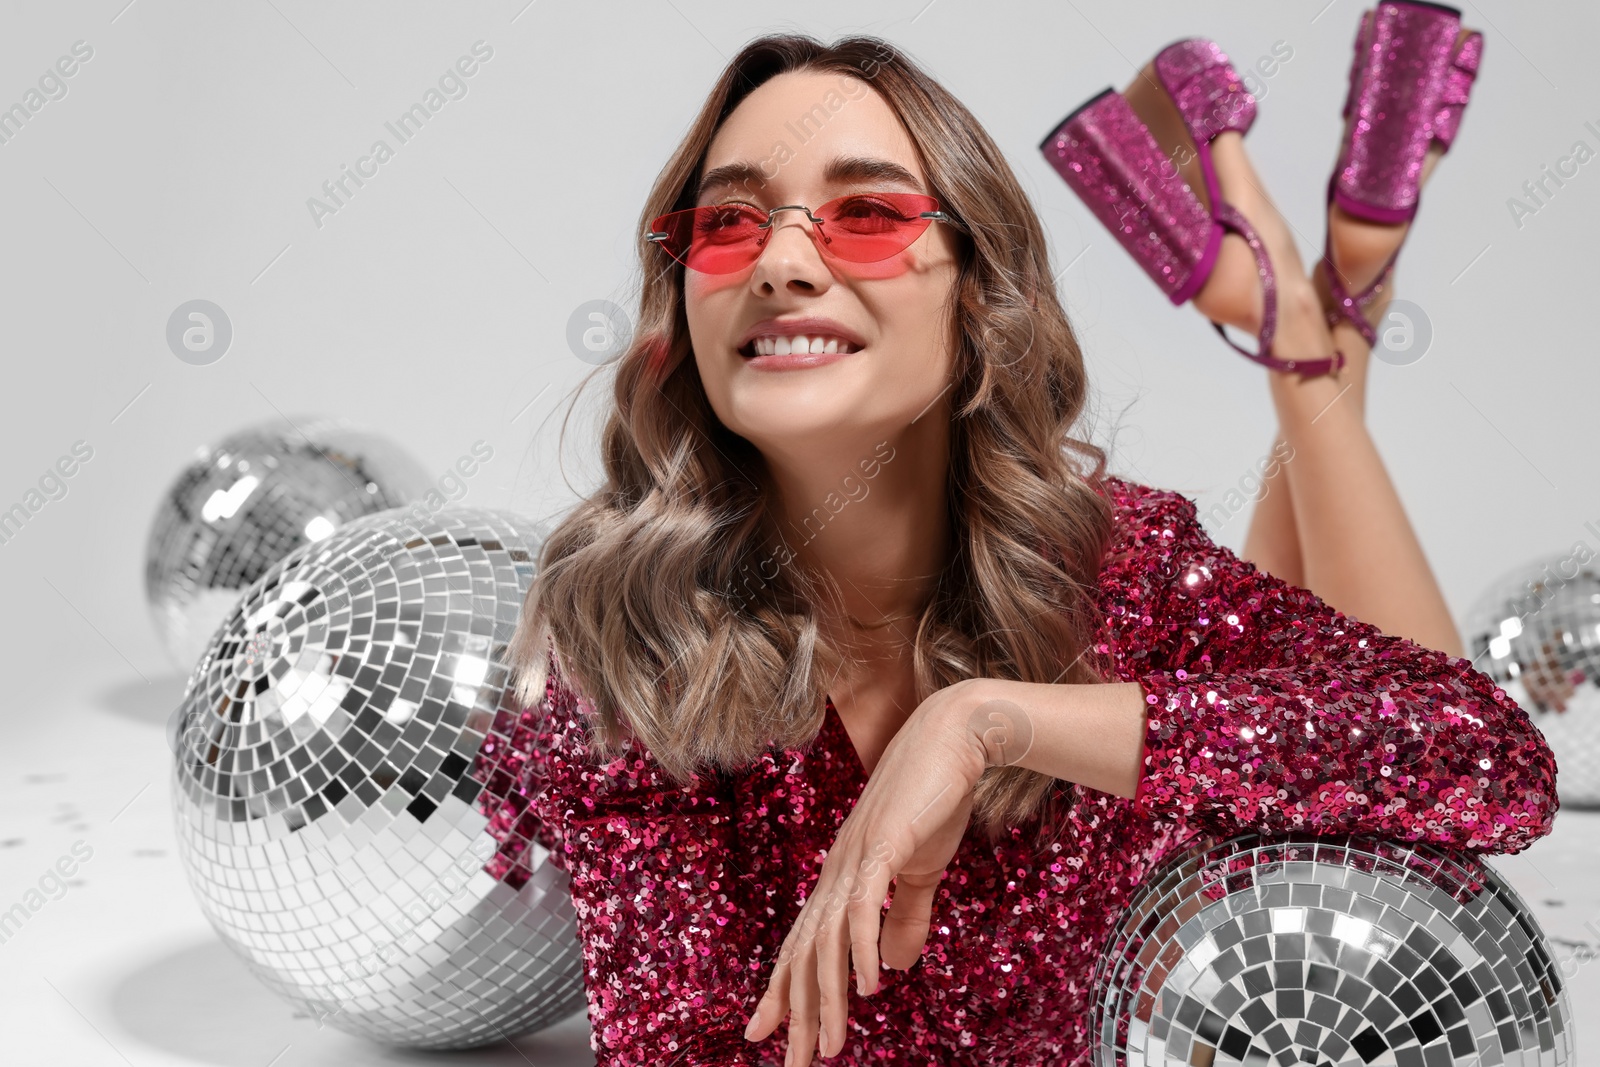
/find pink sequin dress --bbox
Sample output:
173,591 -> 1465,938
513,475 -> 1559,1065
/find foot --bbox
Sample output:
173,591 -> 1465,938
1122,63 -> 1333,376
1314,26 -> 1479,339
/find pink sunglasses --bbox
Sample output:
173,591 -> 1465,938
646,192 -> 963,274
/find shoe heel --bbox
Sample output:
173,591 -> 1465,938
1322,2 -> 1483,342
1039,89 -> 1220,307
1042,43 -> 1344,377
1334,1 -> 1476,223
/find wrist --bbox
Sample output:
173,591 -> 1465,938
957,678 -> 1036,772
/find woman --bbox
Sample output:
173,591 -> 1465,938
508,14 -> 1556,1066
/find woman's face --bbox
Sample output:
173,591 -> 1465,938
685,70 -> 964,463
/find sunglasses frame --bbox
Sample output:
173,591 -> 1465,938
644,192 -> 964,275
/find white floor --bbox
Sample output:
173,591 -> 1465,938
4,655 -> 1597,1066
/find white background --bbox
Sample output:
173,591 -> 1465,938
1,1 -> 1595,1063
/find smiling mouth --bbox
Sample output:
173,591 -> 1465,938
739,336 -> 863,358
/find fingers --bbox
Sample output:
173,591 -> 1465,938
879,869 -> 942,971
791,858 -> 873,1063
786,929 -> 820,1067
745,922 -> 798,1043
845,845 -> 897,997
846,900 -> 884,999
747,817 -> 942,1060
744,980 -> 784,1042
745,869 -> 847,1061
748,841 -> 893,1064
814,905 -> 850,1060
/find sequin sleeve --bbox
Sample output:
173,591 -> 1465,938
523,665 -> 768,1067
1112,482 -> 1559,854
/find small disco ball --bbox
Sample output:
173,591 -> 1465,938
168,504 -> 585,1049
146,415 -> 433,672
1464,555 -> 1600,807
1091,833 -> 1573,1066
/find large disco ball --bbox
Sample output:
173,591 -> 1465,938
146,415 -> 433,672
168,504 -> 585,1049
1464,555 -> 1600,807
1091,833 -> 1573,1066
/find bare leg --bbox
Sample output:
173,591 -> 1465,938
1241,435 -> 1303,588
1187,134 -> 1465,657
1123,69 -> 1318,589
1240,278 -> 1374,588
1176,20 -> 1477,657
1269,312 -> 1462,657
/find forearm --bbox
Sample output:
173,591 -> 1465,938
961,677 -> 1149,799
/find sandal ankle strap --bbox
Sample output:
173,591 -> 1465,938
1320,240 -> 1395,349
1212,201 -> 1345,377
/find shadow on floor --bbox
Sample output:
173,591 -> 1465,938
105,936 -> 594,1066
96,672 -> 191,729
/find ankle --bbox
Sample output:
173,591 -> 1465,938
1274,282 -> 1329,345
1268,369 -> 1358,433
1195,239 -> 1324,340
1328,321 -> 1371,419
1321,143 -> 1444,316
1324,206 -> 1404,301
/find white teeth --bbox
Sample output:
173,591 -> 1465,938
749,335 -> 858,356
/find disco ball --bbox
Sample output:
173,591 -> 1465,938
1464,555 -> 1600,807
146,415 -> 433,672
1091,833 -> 1573,1066
168,504 -> 586,1049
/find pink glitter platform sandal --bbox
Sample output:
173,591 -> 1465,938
1040,38 -> 1344,378
1321,1 -> 1484,343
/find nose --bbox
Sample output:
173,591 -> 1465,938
749,206 -> 832,292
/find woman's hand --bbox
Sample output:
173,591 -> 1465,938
742,678 -> 995,1066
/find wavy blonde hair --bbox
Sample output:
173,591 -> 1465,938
508,32 -> 1115,851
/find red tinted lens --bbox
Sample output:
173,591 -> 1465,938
814,193 -> 940,262
650,193 -> 943,274
650,203 -> 768,273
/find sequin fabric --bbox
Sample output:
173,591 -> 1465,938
509,476 -> 1559,1066
1432,30 -> 1482,150
1042,89 -> 1210,304
1041,42 -> 1341,379
1040,41 -> 1250,306
1323,6 -> 1481,347
1335,2 -> 1480,219
1155,38 -> 1256,144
